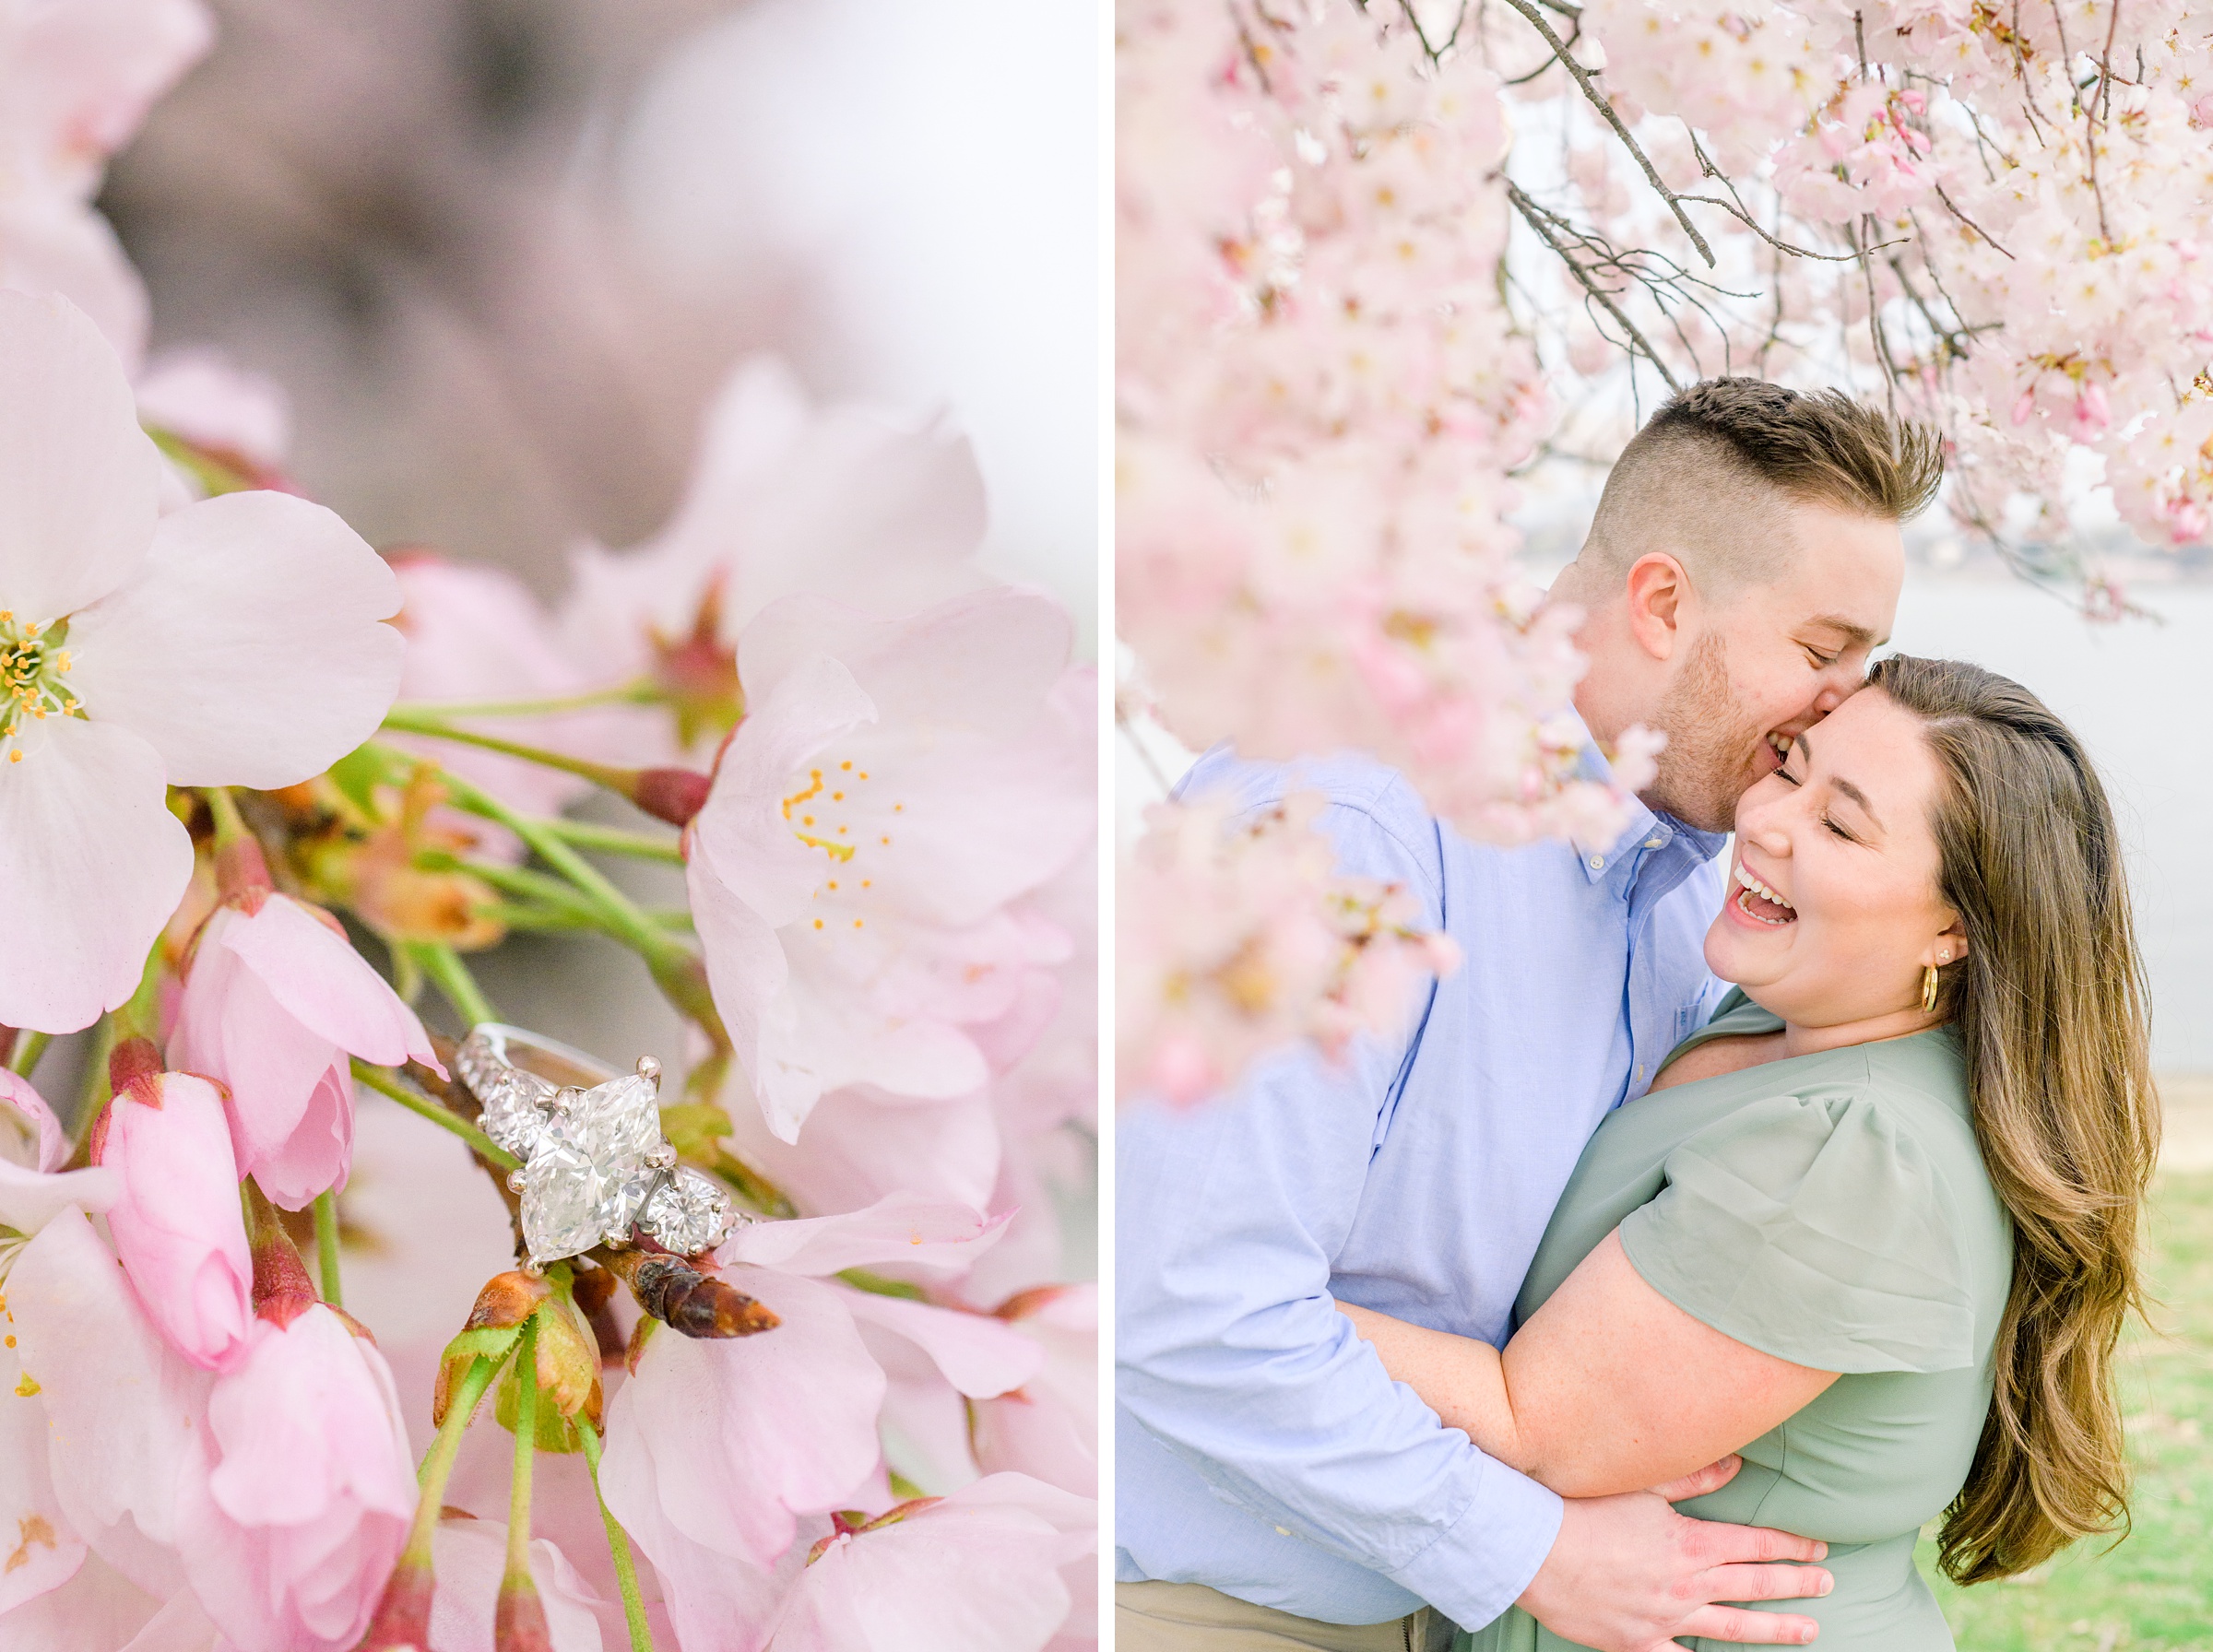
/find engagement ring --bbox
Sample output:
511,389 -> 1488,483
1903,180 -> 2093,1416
455,1023 -> 740,1270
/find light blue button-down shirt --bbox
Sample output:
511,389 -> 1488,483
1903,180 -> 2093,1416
1116,747 -> 1730,1632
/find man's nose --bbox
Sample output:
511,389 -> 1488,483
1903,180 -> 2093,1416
1809,663 -> 1864,718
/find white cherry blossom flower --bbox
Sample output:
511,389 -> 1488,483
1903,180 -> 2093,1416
0,292 -> 404,1032
686,588 -> 1093,1140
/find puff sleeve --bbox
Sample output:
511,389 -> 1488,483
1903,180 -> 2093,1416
1618,1091 -> 1978,1374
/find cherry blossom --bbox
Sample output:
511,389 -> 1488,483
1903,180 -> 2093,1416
598,1195 -> 1037,1646
688,588 -> 1093,1141
178,1305 -> 416,1652
172,888 -> 442,1210
0,0 -> 209,364
92,1066 -> 254,1372
558,356 -> 992,761
1118,793 -> 1460,1107
769,1474 -> 1096,1652
0,292 -> 404,1034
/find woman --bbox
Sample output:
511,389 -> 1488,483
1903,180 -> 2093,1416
1341,656 -> 2158,1650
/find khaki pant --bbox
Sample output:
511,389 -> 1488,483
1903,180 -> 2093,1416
1116,1581 -> 1457,1652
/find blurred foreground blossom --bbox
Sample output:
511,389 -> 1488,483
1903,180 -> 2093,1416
1118,794 -> 1460,1108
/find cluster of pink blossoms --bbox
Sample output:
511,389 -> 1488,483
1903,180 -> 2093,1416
1118,0 -> 2213,1105
0,5 -> 1096,1650
1554,0 -> 2213,550
1116,0 -> 1653,1108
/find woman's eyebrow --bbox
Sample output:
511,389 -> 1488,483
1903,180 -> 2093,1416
1830,774 -> 1883,829
1793,734 -> 1883,828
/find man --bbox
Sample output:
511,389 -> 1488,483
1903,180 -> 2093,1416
1118,379 -> 1945,1651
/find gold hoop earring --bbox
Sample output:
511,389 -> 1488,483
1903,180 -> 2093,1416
1921,964 -> 1940,1014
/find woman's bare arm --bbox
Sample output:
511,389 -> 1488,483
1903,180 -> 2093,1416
1339,1231 -> 1839,1497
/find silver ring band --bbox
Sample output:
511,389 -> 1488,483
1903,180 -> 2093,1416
455,1022 -> 740,1269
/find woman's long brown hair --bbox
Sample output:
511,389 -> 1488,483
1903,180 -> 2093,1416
1869,655 -> 2159,1583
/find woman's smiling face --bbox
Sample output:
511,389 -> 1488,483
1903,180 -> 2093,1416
1705,685 -> 1967,1033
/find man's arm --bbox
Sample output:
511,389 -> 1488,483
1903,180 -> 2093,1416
1118,788 -> 1565,1630
1119,786 -> 1833,1645
1118,1025 -> 1566,1629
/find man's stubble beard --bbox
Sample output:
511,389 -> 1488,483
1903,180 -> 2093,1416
1641,631 -> 1765,834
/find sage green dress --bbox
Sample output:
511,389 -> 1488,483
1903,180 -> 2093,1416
1459,991 -> 2012,1652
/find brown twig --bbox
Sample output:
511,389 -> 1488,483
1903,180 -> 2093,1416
1932,183 -> 2016,259
1497,0 -> 1715,266
1507,182 -> 1684,390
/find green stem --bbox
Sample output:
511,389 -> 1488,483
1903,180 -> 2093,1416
394,680 -> 659,721
112,941 -> 165,1047
577,1417 -> 656,1652
507,1318 -> 538,1581
66,1014 -> 115,1165
380,709 -> 642,798
473,901 -> 696,938
352,1058 -> 518,1171
442,858 -> 611,928
7,1031 -> 48,1078
536,818 -> 686,867
314,1189 -> 344,1306
409,941 -> 498,1028
403,1351 -> 507,1563
420,758 -> 691,970
202,783 -> 251,846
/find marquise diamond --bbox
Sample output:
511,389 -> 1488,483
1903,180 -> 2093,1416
518,1071 -> 664,1267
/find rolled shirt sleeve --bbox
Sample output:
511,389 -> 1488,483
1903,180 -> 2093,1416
1117,789 -> 1564,1630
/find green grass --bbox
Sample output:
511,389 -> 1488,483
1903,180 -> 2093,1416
1919,1171 -> 2213,1650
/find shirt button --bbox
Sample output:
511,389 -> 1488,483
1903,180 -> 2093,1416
1644,838 -> 1662,849
1275,1526 -> 1293,1537
1588,855 -> 1604,870
1636,1064 -> 1646,1080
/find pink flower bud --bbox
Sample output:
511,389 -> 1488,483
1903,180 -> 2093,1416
633,764 -> 713,827
183,1305 -> 416,1651
95,1069 -> 254,1372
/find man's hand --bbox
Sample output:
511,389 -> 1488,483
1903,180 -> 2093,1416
1515,1457 -> 1832,1651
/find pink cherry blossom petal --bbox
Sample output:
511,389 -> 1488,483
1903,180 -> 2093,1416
0,1069 -> 70,1172
719,1193 -> 1010,1277
0,290 -> 159,618
769,1474 -> 1095,1652
422,1519 -> 608,1652
836,1289 -> 1044,1398
183,1308 -> 414,1651
219,895 -> 438,1070
7,1208 -> 209,1600
0,191 -> 151,372
603,1268 -> 882,1571
100,1072 -> 254,1372
0,715 -> 194,1033
65,490 -> 404,788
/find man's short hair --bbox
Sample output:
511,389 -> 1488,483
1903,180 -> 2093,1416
1577,378 -> 1945,595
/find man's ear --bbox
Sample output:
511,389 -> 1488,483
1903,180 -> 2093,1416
1622,552 -> 1690,664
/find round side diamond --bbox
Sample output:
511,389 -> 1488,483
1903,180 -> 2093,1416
639,1166 -> 735,1257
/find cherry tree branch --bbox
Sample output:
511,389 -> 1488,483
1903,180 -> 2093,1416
1507,181 -> 1684,391
1496,0 -> 1716,266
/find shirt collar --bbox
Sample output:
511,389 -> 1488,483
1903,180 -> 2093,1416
1568,736 -> 1727,883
